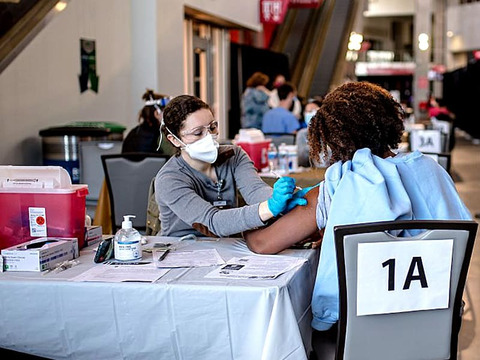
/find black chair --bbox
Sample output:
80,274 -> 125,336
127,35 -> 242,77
101,153 -> 169,233
331,220 -> 477,360
79,140 -> 123,201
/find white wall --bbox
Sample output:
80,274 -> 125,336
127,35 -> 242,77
155,0 -> 261,98
0,0 -> 260,166
0,0 -> 133,165
184,0 -> 261,30
363,0 -> 414,17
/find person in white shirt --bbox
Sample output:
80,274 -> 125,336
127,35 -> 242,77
268,74 -> 302,119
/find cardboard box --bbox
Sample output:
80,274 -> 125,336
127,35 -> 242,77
0,166 -> 88,250
1,237 -> 79,272
85,226 -> 103,247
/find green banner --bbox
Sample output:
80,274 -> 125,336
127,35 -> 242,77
79,38 -> 99,93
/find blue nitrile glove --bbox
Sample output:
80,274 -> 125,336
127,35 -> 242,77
267,177 -> 296,217
285,183 -> 321,213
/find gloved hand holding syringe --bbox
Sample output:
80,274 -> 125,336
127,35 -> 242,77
270,171 -> 320,213
271,170 -> 302,191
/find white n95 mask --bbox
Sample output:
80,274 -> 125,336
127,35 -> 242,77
165,126 -> 219,163
184,134 -> 219,163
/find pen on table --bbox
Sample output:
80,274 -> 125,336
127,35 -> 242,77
271,171 -> 302,191
158,249 -> 170,262
107,261 -> 151,266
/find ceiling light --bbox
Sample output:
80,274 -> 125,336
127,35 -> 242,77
55,1 -> 67,12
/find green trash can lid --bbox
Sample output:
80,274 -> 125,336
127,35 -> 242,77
66,121 -> 126,133
39,126 -> 110,137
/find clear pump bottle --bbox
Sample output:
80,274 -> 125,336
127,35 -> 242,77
267,143 -> 278,171
114,215 -> 142,261
278,143 -> 289,174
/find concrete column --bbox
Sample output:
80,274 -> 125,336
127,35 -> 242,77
413,0 -> 432,121
131,0 -> 158,125
432,0 -> 446,99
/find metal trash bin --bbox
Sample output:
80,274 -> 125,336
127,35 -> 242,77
39,122 -> 125,183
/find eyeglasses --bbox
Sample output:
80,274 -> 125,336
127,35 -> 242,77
181,120 -> 219,138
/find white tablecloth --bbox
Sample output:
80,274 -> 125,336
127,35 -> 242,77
0,238 -> 319,360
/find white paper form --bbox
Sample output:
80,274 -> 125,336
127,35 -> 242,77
205,255 -> 307,279
71,263 -> 169,283
153,249 -> 225,268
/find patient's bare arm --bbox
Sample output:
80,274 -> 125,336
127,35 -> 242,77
244,187 -> 320,254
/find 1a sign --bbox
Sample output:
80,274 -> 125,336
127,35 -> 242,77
356,239 -> 453,316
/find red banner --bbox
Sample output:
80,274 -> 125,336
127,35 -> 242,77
288,0 -> 322,8
260,0 -> 290,24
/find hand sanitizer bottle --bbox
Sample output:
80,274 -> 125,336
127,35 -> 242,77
114,215 -> 142,261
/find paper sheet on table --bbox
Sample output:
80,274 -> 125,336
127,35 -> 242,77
204,255 -> 307,279
154,249 -> 225,268
71,263 -> 169,283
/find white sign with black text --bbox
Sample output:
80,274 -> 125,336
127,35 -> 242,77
356,239 -> 453,316
410,129 -> 443,153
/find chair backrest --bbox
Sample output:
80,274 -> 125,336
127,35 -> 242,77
431,117 -> 452,152
334,220 -> 477,360
101,153 -> 169,232
264,133 -> 296,147
409,129 -> 446,154
145,176 -> 161,236
79,140 -> 123,201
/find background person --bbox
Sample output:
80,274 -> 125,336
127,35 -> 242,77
155,95 -> 308,238
428,95 -> 457,151
244,81 -> 471,357
240,72 -> 271,130
296,97 -> 323,167
122,89 -> 175,155
268,74 -> 302,119
262,82 -> 300,134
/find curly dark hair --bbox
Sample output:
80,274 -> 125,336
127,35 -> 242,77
161,95 -> 211,155
308,81 -> 405,164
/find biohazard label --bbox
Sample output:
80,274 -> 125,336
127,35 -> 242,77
29,207 -> 47,237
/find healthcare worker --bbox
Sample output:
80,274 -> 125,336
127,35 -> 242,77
122,89 -> 174,155
155,95 -> 308,238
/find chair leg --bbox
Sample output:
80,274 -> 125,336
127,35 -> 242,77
311,324 -> 337,360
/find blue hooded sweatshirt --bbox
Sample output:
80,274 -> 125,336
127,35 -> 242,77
312,148 -> 471,331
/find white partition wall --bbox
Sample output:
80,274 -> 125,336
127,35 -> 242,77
0,0 -> 260,166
